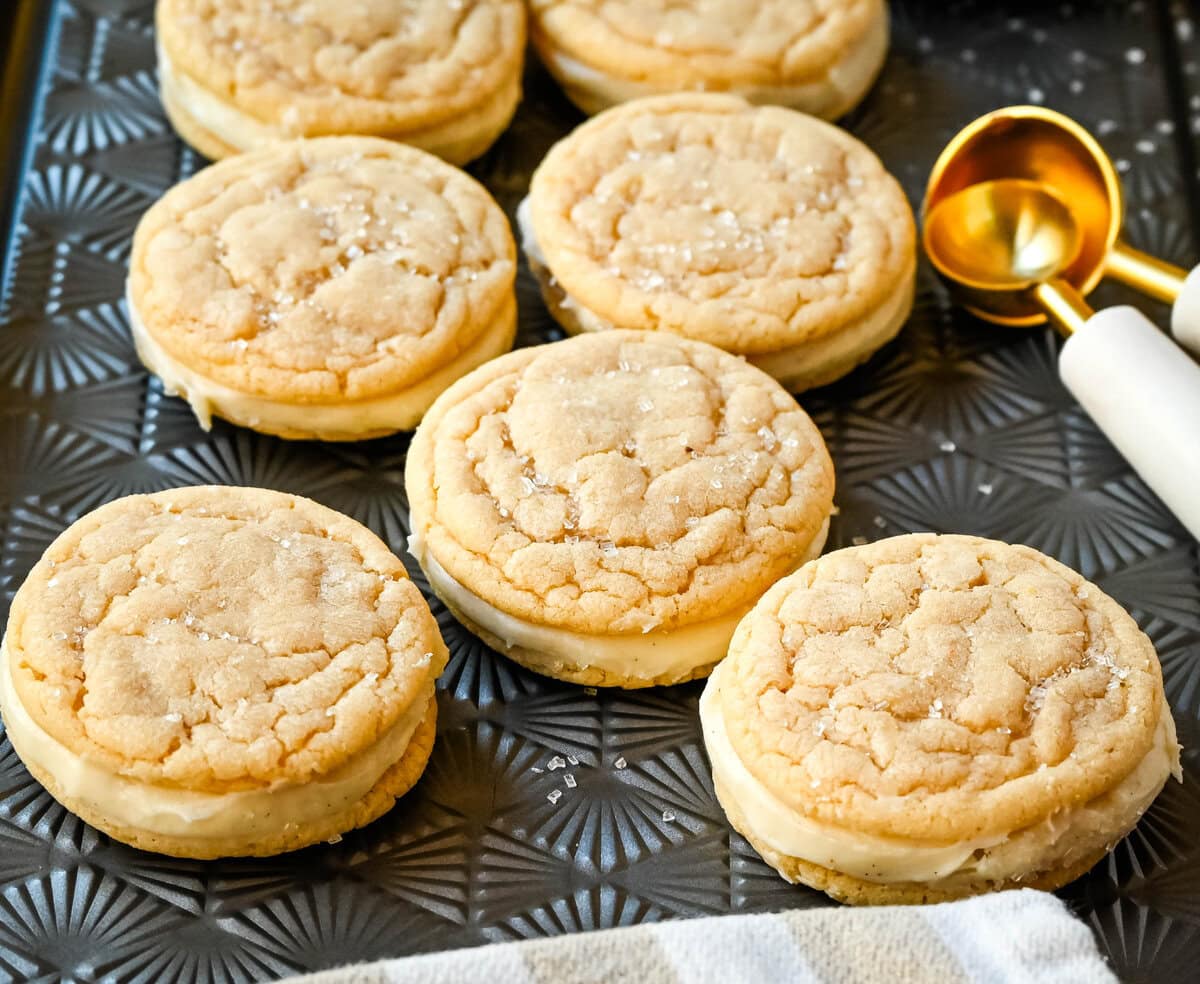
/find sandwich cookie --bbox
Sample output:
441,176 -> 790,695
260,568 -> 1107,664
156,0 -> 525,165
0,486 -> 448,859
520,94 -> 916,392
528,0 -> 889,119
406,330 -> 835,688
701,533 -> 1181,904
128,136 -> 517,441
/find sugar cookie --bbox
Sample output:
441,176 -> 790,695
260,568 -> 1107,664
0,486 -> 448,859
701,533 -> 1180,903
529,0 -> 888,119
156,0 -> 525,165
520,94 -> 915,392
128,137 -> 516,440
406,330 -> 835,688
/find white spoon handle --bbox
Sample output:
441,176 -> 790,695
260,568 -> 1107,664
1058,306 -> 1200,541
1171,264 -> 1200,356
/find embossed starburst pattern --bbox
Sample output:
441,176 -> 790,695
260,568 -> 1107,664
0,0 -> 1197,981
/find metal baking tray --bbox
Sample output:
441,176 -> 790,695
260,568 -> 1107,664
1,1 -> 1198,980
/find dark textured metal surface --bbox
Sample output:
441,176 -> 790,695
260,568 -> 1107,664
0,1 -> 1198,981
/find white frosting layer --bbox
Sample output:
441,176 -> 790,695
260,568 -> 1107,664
0,642 -> 433,842
157,41 -> 520,165
748,272 -> 914,391
702,659 -> 1180,885
408,519 -> 828,680
128,289 -> 515,440
536,12 -> 888,119
517,198 -> 913,392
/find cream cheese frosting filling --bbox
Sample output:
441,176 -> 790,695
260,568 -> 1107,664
517,198 -> 914,391
702,660 -> 1180,885
409,518 -> 829,679
534,11 -> 888,119
128,289 -> 516,439
0,642 -> 435,843
157,41 -> 521,164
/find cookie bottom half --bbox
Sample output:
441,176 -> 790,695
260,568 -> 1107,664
440,598 -> 720,689
129,290 -> 517,441
17,698 -> 438,860
411,518 -> 829,690
159,49 -> 521,166
714,775 -> 1107,906
530,10 -> 889,121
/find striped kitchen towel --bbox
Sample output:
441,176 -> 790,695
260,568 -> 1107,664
282,889 -> 1114,984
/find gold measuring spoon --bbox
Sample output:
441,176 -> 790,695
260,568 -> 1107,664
925,179 -> 1200,541
924,106 -> 1200,354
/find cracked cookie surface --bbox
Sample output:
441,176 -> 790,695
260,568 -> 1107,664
406,330 -> 835,635
720,533 -> 1170,841
5,486 -> 446,793
129,137 -> 516,403
525,94 -> 915,357
530,0 -> 880,90
157,0 -> 525,137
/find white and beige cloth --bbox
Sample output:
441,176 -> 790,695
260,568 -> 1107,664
283,889 -> 1115,984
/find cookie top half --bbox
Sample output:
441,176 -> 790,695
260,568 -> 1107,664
526,94 -> 915,354
128,137 -> 515,404
530,0 -> 882,91
717,533 -> 1170,841
157,0 -> 525,136
407,331 -> 835,635
4,487 -> 446,793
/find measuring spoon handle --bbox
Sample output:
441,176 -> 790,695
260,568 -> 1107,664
1058,306 -> 1200,541
1171,265 -> 1200,357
